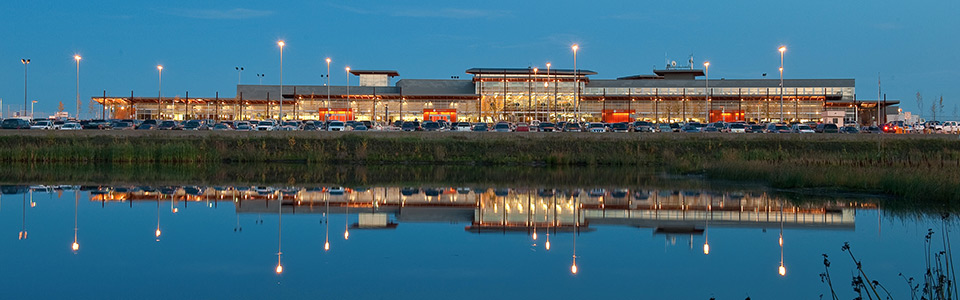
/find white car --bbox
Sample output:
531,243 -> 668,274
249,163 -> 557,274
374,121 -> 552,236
59,123 -> 82,130
454,122 -> 472,131
327,121 -> 347,131
30,120 -> 54,130
588,123 -> 607,133
727,123 -> 747,133
941,121 -> 959,134
256,120 -> 277,131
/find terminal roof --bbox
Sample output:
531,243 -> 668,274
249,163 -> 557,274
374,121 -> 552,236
349,70 -> 399,77
465,68 -> 597,76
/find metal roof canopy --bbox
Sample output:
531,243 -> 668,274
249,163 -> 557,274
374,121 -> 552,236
465,68 -> 597,76
349,70 -> 399,77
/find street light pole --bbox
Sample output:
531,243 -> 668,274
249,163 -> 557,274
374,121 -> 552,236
157,65 -> 163,120
572,44 -> 579,122
778,46 -> 786,123
21,59 -> 30,118
345,66 -> 350,121
236,66 -> 244,85
75,55 -> 82,120
326,58 -> 331,118
278,41 -> 285,121
704,61 -> 710,123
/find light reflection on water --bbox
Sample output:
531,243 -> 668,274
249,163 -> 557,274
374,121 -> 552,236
0,183 -> 953,299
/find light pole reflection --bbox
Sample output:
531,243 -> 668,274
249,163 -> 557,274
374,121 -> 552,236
72,191 -> 79,252
276,193 -> 283,274
19,194 -> 27,240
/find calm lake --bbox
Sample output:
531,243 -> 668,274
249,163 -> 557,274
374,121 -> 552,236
0,166 -> 955,299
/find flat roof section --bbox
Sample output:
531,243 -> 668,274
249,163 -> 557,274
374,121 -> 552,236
465,67 -> 597,76
349,70 -> 399,77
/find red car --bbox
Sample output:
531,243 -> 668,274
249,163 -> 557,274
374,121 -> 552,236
516,123 -> 531,132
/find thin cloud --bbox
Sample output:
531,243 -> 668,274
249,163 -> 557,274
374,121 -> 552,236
328,3 -> 509,19
160,8 -> 275,20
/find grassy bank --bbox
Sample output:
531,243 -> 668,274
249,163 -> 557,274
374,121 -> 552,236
0,131 -> 958,204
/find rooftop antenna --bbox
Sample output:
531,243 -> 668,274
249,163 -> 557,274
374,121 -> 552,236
688,54 -> 695,70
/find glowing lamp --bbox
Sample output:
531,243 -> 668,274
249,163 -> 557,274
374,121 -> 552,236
778,264 -> 786,276
703,243 -> 710,255
276,264 -> 283,274
72,242 -> 79,251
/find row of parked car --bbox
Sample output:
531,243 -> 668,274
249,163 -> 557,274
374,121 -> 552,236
3,117 -> 952,135
395,120 -> 878,134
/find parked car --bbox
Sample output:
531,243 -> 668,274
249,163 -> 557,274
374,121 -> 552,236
493,122 -> 512,132
765,123 -> 791,133
940,121 -> 959,134
515,123 -> 532,132
563,122 -> 582,132
747,124 -> 765,133
235,122 -> 253,131
587,123 -> 607,133
422,121 -> 442,131
59,122 -> 82,130
328,121 -> 347,131
471,123 -> 489,132
537,122 -> 556,132
681,124 -> 701,133
156,120 -> 178,130
633,121 -> 654,132
454,122 -> 472,132
30,120 -> 54,130
840,126 -> 860,134
110,121 -> 134,130
83,119 -> 111,130
401,121 -> 421,131
657,123 -> 673,132
861,126 -> 882,134
135,123 -> 156,130
182,120 -> 207,130
791,124 -> 815,133
726,123 -> 747,133
2,118 -> 31,129
256,120 -> 277,131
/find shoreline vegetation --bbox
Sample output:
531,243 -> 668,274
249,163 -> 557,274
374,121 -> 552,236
0,131 -> 957,205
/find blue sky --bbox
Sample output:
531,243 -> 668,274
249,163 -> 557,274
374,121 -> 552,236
1,0 -> 958,118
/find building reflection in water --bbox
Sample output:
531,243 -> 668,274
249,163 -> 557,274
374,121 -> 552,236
7,184 -> 871,275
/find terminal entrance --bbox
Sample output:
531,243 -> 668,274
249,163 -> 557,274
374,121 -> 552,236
423,109 -> 457,122
319,108 -> 354,121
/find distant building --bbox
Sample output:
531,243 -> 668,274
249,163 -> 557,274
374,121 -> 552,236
93,64 -> 899,124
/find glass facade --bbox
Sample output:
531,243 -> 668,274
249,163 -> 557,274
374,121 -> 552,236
98,69 -> 857,124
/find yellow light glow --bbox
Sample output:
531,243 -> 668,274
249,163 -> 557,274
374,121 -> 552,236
532,232 -> 538,240
344,230 -> 349,240
324,241 -> 330,251
278,41 -> 285,47
545,241 -> 551,250
345,66 -> 350,72
571,262 -> 578,274
546,62 -> 551,68
703,243 -> 710,255
778,264 -> 786,276
155,229 -> 161,237
157,65 -> 163,71
779,46 -> 787,53
172,207 -> 178,213
72,242 -> 79,251
572,44 -> 579,52
74,55 -> 82,61
326,58 -> 331,63
533,67 -> 538,73
276,264 -> 283,274
779,236 -> 783,246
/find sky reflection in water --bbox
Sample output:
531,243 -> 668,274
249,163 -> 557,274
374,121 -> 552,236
0,184 -> 955,299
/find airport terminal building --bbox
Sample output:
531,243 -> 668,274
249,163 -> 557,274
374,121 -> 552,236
95,64 -> 896,124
